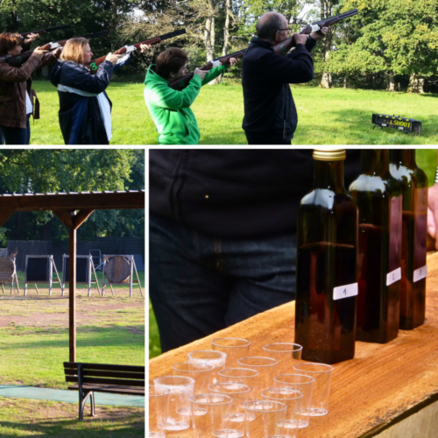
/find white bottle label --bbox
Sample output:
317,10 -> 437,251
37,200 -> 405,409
386,267 -> 401,286
333,283 -> 358,301
413,265 -> 427,283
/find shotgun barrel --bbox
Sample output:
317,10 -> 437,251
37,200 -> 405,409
20,24 -> 71,39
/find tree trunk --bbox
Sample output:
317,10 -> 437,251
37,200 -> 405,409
387,72 -> 395,91
407,74 -> 425,94
343,77 -> 348,88
214,0 -> 232,84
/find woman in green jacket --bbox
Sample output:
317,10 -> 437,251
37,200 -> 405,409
144,47 -> 237,145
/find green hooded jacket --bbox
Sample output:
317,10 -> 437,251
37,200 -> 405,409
144,64 -> 227,145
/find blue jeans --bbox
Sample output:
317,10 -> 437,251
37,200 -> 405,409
0,114 -> 31,145
150,213 -> 297,352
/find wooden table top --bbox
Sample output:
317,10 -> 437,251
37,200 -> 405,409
149,252 -> 438,438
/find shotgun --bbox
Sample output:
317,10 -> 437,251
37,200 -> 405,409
274,9 -> 359,56
87,28 -> 187,71
4,31 -> 109,68
169,9 -> 358,91
20,24 -> 71,39
168,49 -> 246,91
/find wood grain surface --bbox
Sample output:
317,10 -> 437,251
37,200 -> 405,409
149,253 -> 438,438
105,256 -> 130,283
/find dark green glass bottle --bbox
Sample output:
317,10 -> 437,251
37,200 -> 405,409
349,150 -> 402,343
295,149 -> 358,364
389,150 -> 428,330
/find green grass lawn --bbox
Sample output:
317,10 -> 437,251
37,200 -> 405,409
0,398 -> 144,437
0,274 -> 144,435
148,150 -> 438,359
32,80 -> 438,145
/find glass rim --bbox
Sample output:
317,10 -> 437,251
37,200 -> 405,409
172,362 -> 214,372
209,382 -> 252,394
243,400 -> 287,413
237,356 -> 278,367
211,337 -> 251,348
274,373 -> 315,384
293,363 -> 334,373
263,342 -> 303,353
190,393 -> 233,406
261,387 -> 304,401
148,385 -> 170,397
187,350 -> 227,359
154,375 -> 196,386
219,367 -> 260,378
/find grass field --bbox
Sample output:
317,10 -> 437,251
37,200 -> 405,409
32,80 -> 438,145
0,272 -> 144,436
148,150 -> 438,359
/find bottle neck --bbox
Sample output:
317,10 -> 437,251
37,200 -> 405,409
314,160 -> 344,192
361,149 -> 389,175
390,149 -> 417,168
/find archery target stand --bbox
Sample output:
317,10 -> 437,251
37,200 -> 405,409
24,255 -> 62,295
0,257 -> 19,294
102,255 -> 143,298
61,254 -> 101,297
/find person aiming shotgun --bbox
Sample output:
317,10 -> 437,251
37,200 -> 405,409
242,12 -> 328,144
144,47 -> 239,145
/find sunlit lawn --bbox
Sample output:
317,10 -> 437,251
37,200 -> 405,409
0,274 -> 145,435
33,79 -> 438,145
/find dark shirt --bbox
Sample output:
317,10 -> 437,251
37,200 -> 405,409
242,37 -> 315,141
150,150 -> 362,238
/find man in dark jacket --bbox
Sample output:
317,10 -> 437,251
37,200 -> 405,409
242,12 -> 327,144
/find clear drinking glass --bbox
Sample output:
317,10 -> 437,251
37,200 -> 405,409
293,363 -> 334,416
149,385 -> 170,438
261,387 -> 303,436
172,362 -> 214,395
153,375 -> 195,431
237,356 -> 278,395
218,367 -> 260,401
191,394 -> 234,438
262,343 -> 303,374
274,373 -> 315,427
243,400 -> 287,438
187,350 -> 227,385
211,338 -> 251,366
209,382 -> 251,437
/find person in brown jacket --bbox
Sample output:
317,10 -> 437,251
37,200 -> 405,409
0,32 -> 60,145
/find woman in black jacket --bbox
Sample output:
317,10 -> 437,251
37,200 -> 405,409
49,37 -> 122,145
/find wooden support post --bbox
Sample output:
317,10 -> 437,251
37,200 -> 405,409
69,227 -> 76,362
53,208 -> 94,363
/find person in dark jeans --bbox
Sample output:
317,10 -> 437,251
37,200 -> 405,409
242,12 -> 327,145
149,149 -> 362,353
0,32 -> 59,145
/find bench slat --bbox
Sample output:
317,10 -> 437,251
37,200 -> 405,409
68,383 -> 145,396
64,362 -> 144,373
66,376 -> 145,387
64,369 -> 144,380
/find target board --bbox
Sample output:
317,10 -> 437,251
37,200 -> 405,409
61,255 -> 100,296
24,255 -> 61,295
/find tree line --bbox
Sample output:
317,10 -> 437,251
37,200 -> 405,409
1,0 -> 436,91
0,150 -> 144,246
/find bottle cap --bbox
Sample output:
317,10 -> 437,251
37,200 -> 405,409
313,148 -> 346,161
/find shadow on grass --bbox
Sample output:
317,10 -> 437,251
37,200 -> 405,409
1,325 -> 145,350
0,419 -> 144,438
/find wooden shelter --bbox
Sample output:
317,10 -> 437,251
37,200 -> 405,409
0,190 -> 145,362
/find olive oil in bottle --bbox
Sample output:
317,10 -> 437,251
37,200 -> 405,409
389,150 -> 428,330
349,150 -> 403,343
295,148 -> 358,364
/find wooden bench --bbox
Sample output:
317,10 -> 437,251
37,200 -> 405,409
63,362 -> 145,420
